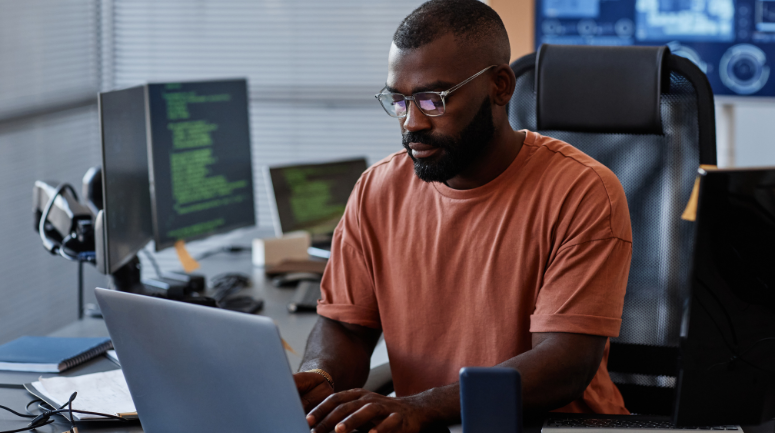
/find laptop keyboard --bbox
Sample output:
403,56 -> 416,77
544,418 -> 740,430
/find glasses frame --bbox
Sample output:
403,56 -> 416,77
375,65 -> 497,118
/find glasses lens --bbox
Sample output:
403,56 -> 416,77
415,93 -> 444,116
378,93 -> 407,117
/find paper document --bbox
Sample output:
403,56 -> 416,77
30,369 -> 136,420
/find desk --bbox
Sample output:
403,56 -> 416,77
0,247 -> 326,432
0,246 -> 421,432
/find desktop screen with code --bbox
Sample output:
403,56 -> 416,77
146,79 -> 255,250
269,158 -> 367,237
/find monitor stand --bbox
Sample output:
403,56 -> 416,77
109,256 -> 144,293
83,256 -> 144,319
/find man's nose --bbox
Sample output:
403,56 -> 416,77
402,100 -> 432,132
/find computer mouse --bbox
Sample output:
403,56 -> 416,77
272,272 -> 322,287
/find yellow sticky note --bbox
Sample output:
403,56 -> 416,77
681,165 -> 717,221
174,240 -> 201,273
282,338 -> 299,356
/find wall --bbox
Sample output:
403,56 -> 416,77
728,102 -> 775,168
489,0 -> 534,62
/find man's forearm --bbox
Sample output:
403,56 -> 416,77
402,332 -> 608,427
299,316 -> 381,391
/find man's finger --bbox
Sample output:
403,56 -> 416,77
335,402 -> 388,433
311,399 -> 367,433
303,384 -> 334,414
307,389 -> 366,425
371,412 -> 403,433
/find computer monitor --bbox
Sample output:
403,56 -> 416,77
535,0 -> 775,97
675,167 -> 775,425
96,85 -> 154,276
146,79 -> 255,251
265,158 -> 368,240
96,79 -> 255,280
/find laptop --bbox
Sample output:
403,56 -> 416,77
264,158 -> 368,259
95,288 -> 309,433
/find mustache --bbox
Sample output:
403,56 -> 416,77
401,131 -> 448,149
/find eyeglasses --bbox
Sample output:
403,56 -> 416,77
375,65 -> 497,118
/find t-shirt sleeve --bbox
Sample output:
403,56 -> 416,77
316,180 -> 381,329
530,169 -> 633,338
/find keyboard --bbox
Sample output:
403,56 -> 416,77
288,281 -> 321,312
543,417 -> 741,432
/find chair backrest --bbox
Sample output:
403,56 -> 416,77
508,44 -> 717,415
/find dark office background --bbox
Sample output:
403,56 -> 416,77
0,0 -> 427,344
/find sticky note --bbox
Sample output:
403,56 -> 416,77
681,164 -> 717,221
282,338 -> 299,356
174,240 -> 201,273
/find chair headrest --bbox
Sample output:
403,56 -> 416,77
535,44 -> 671,135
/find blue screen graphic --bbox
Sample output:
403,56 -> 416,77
535,0 -> 775,96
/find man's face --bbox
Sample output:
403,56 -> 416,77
401,97 -> 494,182
386,34 -> 496,183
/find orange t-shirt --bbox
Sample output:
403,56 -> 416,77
317,130 -> 632,414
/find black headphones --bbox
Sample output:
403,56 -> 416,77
38,183 -> 81,260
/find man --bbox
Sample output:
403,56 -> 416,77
294,1 -> 633,432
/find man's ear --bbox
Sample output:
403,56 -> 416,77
491,64 -> 516,107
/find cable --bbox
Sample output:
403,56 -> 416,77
0,404 -> 35,419
210,273 -> 251,303
208,273 -> 262,313
0,392 -> 127,433
140,247 -> 163,279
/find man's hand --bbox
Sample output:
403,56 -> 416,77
295,372 -> 335,412
307,389 -> 428,433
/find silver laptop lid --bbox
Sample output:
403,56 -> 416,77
95,288 -> 309,433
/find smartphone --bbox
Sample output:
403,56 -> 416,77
460,366 -> 522,433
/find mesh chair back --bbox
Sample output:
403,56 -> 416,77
508,52 -> 716,415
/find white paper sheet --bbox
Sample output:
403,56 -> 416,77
32,369 -> 136,420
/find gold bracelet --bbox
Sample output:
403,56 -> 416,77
305,368 -> 335,390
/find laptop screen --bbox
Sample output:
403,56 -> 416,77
267,158 -> 367,238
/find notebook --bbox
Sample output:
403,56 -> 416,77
25,369 -> 137,421
0,336 -> 112,373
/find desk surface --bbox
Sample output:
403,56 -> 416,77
0,250 -> 326,432
0,247 -> 423,433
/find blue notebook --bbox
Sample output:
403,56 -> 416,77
0,336 -> 113,373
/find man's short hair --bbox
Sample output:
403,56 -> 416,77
393,0 -> 510,63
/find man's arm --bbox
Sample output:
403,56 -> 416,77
294,316 -> 382,412
306,331 -> 607,433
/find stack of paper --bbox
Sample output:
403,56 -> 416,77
27,369 -> 137,421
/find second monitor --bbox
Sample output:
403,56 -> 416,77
146,79 -> 255,251
97,78 -> 256,279
266,158 -> 367,244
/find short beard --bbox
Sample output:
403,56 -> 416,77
402,96 -> 495,183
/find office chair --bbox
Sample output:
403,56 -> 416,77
508,44 -> 717,415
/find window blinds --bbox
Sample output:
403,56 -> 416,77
0,0 -> 99,121
0,1 -> 104,344
110,0 -> 424,228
